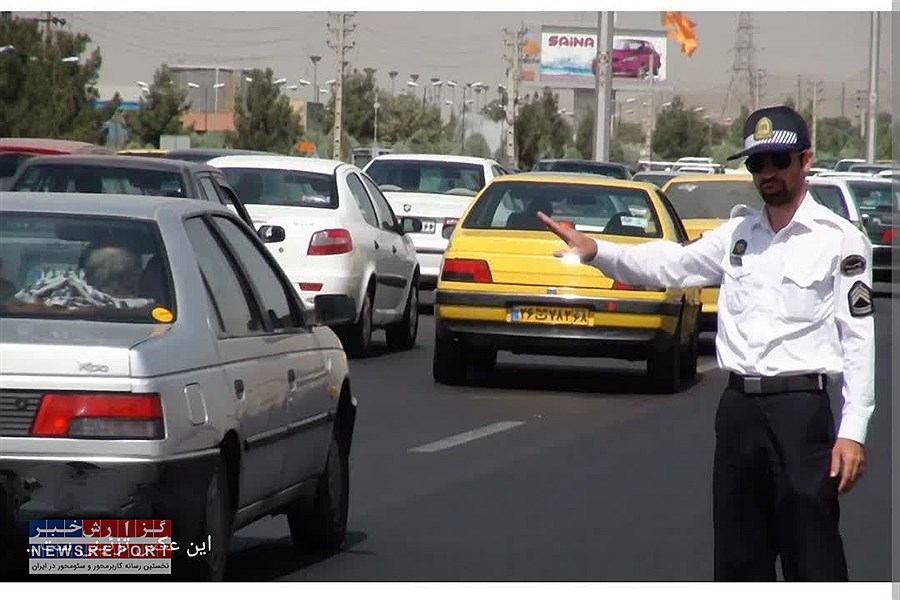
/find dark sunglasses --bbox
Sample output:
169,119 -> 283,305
745,151 -> 794,174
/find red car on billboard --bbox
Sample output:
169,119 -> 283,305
611,38 -> 661,79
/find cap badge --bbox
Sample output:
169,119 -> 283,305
753,116 -> 773,140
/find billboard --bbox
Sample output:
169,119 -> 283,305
539,26 -> 669,89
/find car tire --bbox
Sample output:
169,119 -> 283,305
433,327 -> 468,385
340,291 -> 373,358
178,457 -> 232,581
647,325 -> 682,394
385,282 -> 419,351
287,436 -> 349,553
679,314 -> 699,381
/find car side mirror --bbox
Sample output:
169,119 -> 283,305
307,294 -> 356,328
257,224 -> 286,243
400,216 -> 423,234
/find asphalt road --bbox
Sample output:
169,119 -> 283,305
224,293 -> 895,582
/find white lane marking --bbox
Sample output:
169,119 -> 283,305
408,421 -> 526,453
698,357 -> 719,374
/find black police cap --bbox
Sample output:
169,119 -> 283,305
726,105 -> 812,161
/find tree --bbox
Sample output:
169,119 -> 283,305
376,91 -> 442,146
0,14 -> 117,142
228,68 -> 302,154
463,132 -> 492,158
575,108 -> 594,159
338,68 -> 379,143
514,88 -> 571,169
124,64 -> 191,148
652,95 -> 707,160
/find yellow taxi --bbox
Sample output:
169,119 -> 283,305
434,172 -> 702,393
116,148 -> 168,158
660,173 -> 762,332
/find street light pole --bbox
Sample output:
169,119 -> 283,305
373,101 -> 379,148
310,54 -> 321,103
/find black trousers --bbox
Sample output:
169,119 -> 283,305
713,387 -> 849,581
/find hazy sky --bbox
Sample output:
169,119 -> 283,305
16,10 -> 893,118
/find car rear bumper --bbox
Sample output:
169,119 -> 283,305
871,245 -> 895,282
0,449 -> 219,550
435,289 -> 683,360
436,317 -> 674,360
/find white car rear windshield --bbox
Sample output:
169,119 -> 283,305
365,160 -> 485,196
462,181 -> 663,238
0,213 -> 175,324
664,180 -> 763,219
221,167 -> 338,209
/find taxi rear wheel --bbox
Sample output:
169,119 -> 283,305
679,316 -> 699,381
648,326 -> 682,394
433,328 -> 468,385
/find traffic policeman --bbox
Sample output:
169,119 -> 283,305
538,105 -> 875,582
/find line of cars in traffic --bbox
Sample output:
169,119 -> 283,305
1,136 -> 895,579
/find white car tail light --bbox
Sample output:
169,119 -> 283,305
31,393 -> 164,439
307,229 -> 353,256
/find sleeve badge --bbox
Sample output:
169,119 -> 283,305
848,280 -> 873,317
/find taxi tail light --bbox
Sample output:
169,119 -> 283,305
308,229 -> 353,255
441,258 -> 493,283
31,393 -> 164,439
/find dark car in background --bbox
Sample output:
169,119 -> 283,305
0,138 -> 111,190
532,159 -> 632,180
164,148 -> 281,163
633,171 -> 678,188
7,155 -> 254,228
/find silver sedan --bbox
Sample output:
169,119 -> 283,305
0,192 -> 358,580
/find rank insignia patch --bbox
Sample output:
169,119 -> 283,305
732,239 -> 747,256
848,281 -> 873,317
840,254 -> 866,277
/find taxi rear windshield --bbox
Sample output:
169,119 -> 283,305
664,180 -> 763,219
0,213 -> 175,324
462,181 -> 663,238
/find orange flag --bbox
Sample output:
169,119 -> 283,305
663,11 -> 698,57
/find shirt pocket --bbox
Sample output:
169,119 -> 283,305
721,263 -> 752,314
781,263 -> 832,322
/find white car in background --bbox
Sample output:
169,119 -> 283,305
363,154 -> 507,290
209,155 -> 422,358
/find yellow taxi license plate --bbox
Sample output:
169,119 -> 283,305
509,305 -> 593,326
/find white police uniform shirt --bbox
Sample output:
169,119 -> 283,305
589,193 -> 875,444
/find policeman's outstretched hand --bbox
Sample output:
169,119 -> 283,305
537,211 -> 599,262
830,438 -> 865,495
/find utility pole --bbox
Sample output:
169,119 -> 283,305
503,25 -> 527,167
795,75 -> 802,110
865,11 -> 879,162
592,11 -> 614,161
753,69 -> 766,111
807,79 -> 824,155
855,88 -> 867,138
35,11 -> 66,45
840,82 -> 846,119
327,12 -> 355,161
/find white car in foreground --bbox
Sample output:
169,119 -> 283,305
209,155 -> 421,358
363,154 -> 507,290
